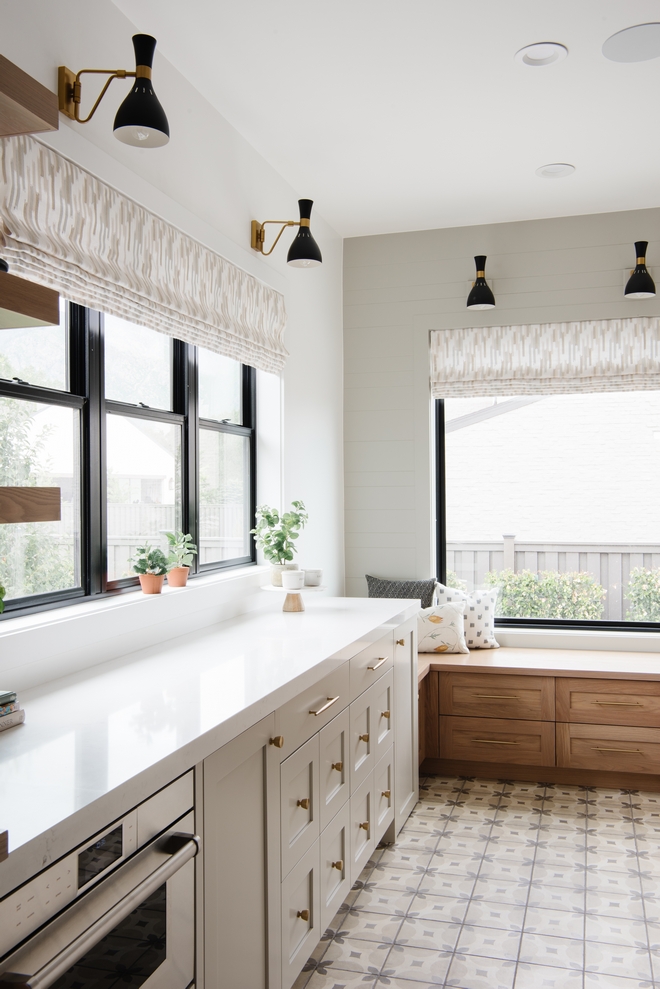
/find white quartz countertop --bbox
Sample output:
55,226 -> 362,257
0,595 -> 417,895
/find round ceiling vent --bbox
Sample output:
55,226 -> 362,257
602,23 -> 660,62
515,42 -> 568,67
535,163 -> 576,179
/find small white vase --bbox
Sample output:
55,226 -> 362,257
271,563 -> 298,587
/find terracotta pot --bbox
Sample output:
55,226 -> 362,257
138,573 -> 165,595
167,566 -> 190,587
271,563 -> 298,587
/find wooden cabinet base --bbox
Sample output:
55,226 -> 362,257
421,757 -> 660,792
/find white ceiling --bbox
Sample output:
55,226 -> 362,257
111,0 -> 660,238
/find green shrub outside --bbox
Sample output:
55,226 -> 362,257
485,568 -> 606,620
627,567 -> 660,622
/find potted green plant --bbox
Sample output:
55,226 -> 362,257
165,530 -> 197,587
0,582 -> 5,614
130,543 -> 169,594
251,500 -> 308,585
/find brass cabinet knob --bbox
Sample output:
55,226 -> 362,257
331,761 -> 343,772
269,735 -> 284,748
297,909 -> 310,921
297,798 -> 310,810
381,789 -> 391,799
396,638 -> 405,646
332,859 -> 344,871
359,821 -> 369,831
381,710 -> 390,719
359,733 -> 369,743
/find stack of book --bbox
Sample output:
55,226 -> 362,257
0,689 -> 24,732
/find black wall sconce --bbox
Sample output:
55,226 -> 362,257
58,34 -> 169,147
251,199 -> 322,267
624,241 -> 656,299
466,255 -> 496,310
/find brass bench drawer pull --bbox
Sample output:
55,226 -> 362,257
310,696 -> 340,717
474,694 -> 518,700
591,746 -> 642,753
594,701 -> 643,707
471,738 -> 520,745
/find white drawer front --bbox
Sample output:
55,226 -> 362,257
349,688 -> 374,793
276,664 -> 349,759
374,747 -> 394,844
281,735 -> 320,878
319,708 -> 350,831
319,802 -> 351,931
281,841 -> 321,989
349,775 -> 375,884
372,669 -> 394,764
349,631 -> 393,702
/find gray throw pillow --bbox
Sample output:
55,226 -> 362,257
366,574 -> 436,609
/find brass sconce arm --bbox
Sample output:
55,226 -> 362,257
251,219 -> 301,257
59,66 -> 137,124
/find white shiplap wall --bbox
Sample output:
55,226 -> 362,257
343,207 -> 660,597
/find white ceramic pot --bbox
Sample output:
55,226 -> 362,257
271,563 -> 298,587
282,569 -> 305,590
304,568 -> 323,586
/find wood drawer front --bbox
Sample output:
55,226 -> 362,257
374,746 -> 394,844
556,678 -> 660,727
319,801 -> 351,932
373,669 -> 394,763
557,723 -> 660,774
281,735 -> 320,879
276,663 -> 349,759
281,840 -> 321,989
440,672 -> 555,722
440,716 -> 555,767
319,708 -> 350,831
349,774 -> 375,884
350,631 -> 392,702
349,687 -> 375,792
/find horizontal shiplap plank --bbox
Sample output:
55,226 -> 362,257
345,509 -> 416,533
344,386 -> 415,412
345,485 -> 417,511
345,471 -> 416,488
344,441 -> 415,472
344,409 -> 416,442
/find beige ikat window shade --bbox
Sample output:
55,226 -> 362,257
0,136 -> 287,373
431,318 -> 660,397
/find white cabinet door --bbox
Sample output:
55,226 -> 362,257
374,746 -> 394,844
203,714 -> 278,989
349,774 -> 375,884
372,669 -> 394,764
393,618 -> 419,832
319,801 -> 351,931
281,841 -> 321,989
281,734 -> 320,879
319,708 -> 350,831
349,688 -> 374,792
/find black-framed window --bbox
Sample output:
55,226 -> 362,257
0,302 -> 256,618
435,396 -> 660,632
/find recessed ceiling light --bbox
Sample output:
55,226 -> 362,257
535,162 -> 576,179
515,42 -> 568,67
603,23 -> 660,62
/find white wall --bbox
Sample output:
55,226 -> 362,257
0,0 -> 344,597
344,207 -> 660,596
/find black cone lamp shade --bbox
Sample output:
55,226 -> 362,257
625,241 -> 656,299
113,35 -> 169,148
466,256 -> 495,310
287,200 -> 322,267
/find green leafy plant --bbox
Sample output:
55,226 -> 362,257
129,543 -> 169,576
165,530 -> 197,568
627,567 -> 660,622
485,568 -> 605,620
0,582 -> 4,615
445,570 -> 467,591
251,501 -> 308,564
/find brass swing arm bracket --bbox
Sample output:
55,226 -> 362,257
58,66 -> 137,124
250,218 -> 300,256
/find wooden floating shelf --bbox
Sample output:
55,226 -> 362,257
0,54 -> 58,138
0,272 -> 59,328
0,487 -> 61,524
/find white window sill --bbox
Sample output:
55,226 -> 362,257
497,625 -> 660,654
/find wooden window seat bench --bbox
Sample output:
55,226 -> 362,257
418,647 -> 660,791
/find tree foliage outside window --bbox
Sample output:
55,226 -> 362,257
485,568 -> 606,620
627,567 -> 660,622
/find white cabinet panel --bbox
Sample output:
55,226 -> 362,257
349,774 -> 375,884
374,747 -> 394,844
319,708 -> 350,831
281,841 -> 321,989
349,632 -> 393,701
275,665 -> 349,759
373,669 -> 394,764
281,735 -> 320,879
349,688 -> 374,792
319,802 -> 351,931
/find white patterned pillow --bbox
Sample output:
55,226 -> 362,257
418,602 -> 468,654
435,583 -> 500,649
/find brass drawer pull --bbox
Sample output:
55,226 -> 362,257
471,738 -> 520,745
269,735 -> 284,748
474,694 -> 518,700
331,761 -> 343,772
396,638 -> 405,646
297,798 -> 310,810
368,657 -> 388,671
297,909 -> 310,921
310,696 -> 340,716
381,710 -> 391,719
381,789 -> 391,798
591,746 -> 642,753
594,701 -> 643,707
332,859 -> 343,870
359,821 -> 370,831
359,733 -> 370,743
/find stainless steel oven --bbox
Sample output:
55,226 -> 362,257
0,774 -> 198,989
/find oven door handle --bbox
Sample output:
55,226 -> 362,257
0,833 -> 199,989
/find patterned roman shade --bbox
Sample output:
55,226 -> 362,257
430,318 -> 660,397
0,136 -> 287,373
